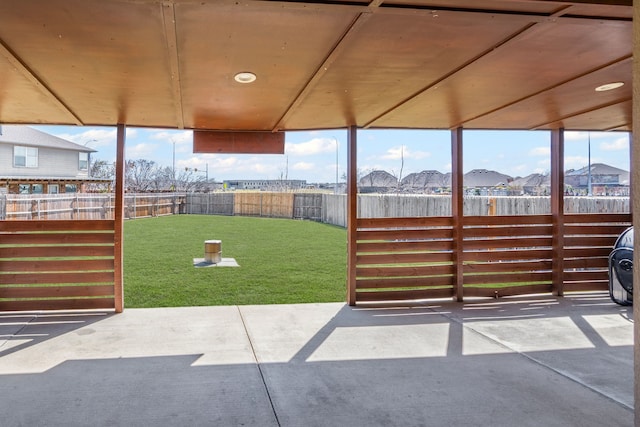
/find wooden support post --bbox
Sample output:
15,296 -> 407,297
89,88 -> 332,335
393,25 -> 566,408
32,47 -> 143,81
346,126 -> 358,306
451,128 -> 464,302
631,1 -> 639,412
114,124 -> 126,313
551,128 -> 565,297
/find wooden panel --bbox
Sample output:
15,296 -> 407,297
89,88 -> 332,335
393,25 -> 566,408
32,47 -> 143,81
0,219 -> 114,232
0,298 -> 116,312
564,213 -> 631,223
357,252 -> 453,265
2,271 -> 115,285
463,284 -> 552,298
564,270 -> 608,282
0,219 -> 116,311
464,271 -> 552,285
563,281 -> 609,292
464,225 -> 552,238
564,247 -> 612,258
564,236 -> 619,247
357,216 -> 453,228
356,264 -> 453,278
0,233 -> 115,245
463,237 -> 551,250
356,276 -> 453,289
564,224 -> 629,235
464,215 -> 551,226
564,257 -> 609,269
357,240 -> 453,252
0,259 -> 114,273
0,245 -> 115,258
465,260 -> 552,273
1,285 -> 114,299
355,288 -> 454,302
463,249 -> 552,262
357,228 -> 453,241
194,131 -> 285,154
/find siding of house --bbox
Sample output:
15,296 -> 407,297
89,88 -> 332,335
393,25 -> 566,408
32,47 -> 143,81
0,143 -> 88,178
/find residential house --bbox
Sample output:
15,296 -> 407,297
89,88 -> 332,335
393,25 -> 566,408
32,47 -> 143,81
0,126 -> 106,194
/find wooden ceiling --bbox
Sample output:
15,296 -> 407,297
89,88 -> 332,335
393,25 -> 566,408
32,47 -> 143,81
0,0 -> 632,132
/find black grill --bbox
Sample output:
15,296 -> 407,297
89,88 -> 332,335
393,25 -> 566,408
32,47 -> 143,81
608,227 -> 633,306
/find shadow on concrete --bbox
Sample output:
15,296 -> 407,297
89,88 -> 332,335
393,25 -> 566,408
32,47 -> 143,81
0,293 -> 633,427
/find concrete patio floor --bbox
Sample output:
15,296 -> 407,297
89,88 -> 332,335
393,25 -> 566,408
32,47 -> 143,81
0,292 -> 633,426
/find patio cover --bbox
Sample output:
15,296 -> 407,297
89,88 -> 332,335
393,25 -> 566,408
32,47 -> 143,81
0,0 -> 631,132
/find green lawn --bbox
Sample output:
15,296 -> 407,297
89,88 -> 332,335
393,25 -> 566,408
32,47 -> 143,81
123,215 -> 347,307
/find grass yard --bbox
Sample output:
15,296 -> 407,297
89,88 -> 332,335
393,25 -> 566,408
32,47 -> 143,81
123,215 -> 347,307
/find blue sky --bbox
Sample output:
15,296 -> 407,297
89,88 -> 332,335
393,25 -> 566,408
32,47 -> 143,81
35,125 -> 631,183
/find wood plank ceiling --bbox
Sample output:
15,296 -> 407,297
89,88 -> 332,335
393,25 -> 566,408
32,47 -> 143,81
0,0 -> 632,132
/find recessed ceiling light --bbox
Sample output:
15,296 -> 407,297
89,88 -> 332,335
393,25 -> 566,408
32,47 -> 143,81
234,72 -> 257,84
595,82 -> 624,92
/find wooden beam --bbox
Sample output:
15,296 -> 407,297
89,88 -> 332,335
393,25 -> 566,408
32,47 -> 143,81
0,38 -> 83,125
161,1 -> 185,129
273,11 -> 375,131
347,125 -> 358,305
114,124 -> 126,313
632,0 -> 640,410
364,22 -> 537,128
530,97 -> 632,130
457,55 -> 631,129
451,128 -> 464,302
193,131 -> 284,154
550,128 -> 565,296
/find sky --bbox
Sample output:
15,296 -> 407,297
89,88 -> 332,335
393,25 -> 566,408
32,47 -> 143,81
34,125 -> 631,184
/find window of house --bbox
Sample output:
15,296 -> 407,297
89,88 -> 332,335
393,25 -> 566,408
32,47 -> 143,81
79,152 -> 89,170
32,184 -> 43,194
18,184 -> 30,194
48,184 -> 59,194
14,146 -> 38,168
65,184 -> 77,193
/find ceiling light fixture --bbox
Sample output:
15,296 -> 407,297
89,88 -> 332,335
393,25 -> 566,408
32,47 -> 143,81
595,82 -> 624,92
234,72 -> 257,84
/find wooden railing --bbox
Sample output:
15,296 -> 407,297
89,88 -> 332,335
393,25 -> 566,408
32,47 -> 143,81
463,215 -> 553,298
0,220 -> 115,311
563,213 -> 631,292
356,217 -> 454,302
355,213 -> 631,303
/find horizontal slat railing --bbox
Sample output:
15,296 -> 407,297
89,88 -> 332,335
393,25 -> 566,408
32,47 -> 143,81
355,217 -> 454,302
354,213 -> 630,304
0,220 -> 116,311
562,213 -> 631,292
463,215 -> 553,298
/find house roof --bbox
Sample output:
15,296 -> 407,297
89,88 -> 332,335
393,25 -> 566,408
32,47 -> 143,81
0,126 -> 96,152
0,1 -> 631,133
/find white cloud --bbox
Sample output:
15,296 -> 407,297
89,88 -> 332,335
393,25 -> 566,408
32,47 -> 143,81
286,137 -> 336,156
150,130 -> 192,144
293,162 -> 314,171
600,137 -> 629,151
55,127 -> 131,149
529,146 -> 550,156
564,155 -> 588,170
127,143 -> 158,159
381,145 -> 430,160
443,163 -> 452,172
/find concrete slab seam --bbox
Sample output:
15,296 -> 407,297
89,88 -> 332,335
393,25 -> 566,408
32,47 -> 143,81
236,305 -> 282,427
427,306 -> 634,412
0,312 -> 39,351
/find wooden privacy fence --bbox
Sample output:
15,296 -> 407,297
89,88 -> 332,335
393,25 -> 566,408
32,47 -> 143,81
0,220 -> 115,311
355,213 -> 631,303
234,192 -> 294,218
1,193 -> 185,220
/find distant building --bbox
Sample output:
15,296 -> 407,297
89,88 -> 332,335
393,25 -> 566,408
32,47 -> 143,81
0,126 -> 109,194
223,179 -> 306,191
565,163 -> 629,196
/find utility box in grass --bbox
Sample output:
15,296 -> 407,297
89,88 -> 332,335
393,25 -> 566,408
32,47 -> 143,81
204,240 -> 222,264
